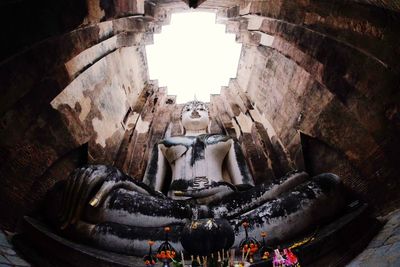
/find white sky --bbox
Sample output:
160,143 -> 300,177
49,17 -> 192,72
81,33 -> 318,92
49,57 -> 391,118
146,12 -> 242,103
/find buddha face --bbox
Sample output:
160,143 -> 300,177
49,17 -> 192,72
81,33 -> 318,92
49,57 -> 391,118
181,101 -> 210,132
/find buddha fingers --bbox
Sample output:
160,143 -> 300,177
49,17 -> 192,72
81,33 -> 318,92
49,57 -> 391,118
71,173 -> 104,224
192,183 -> 236,205
57,168 -> 80,220
89,180 -> 152,208
59,167 -> 87,226
59,165 -> 158,229
61,167 -> 93,229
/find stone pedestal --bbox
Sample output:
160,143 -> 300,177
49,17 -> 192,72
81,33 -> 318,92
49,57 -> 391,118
13,202 -> 381,267
14,217 -> 143,267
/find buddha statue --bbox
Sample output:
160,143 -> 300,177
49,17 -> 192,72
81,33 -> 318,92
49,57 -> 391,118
45,100 -> 345,256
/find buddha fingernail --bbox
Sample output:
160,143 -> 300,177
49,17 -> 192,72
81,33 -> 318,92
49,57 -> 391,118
89,198 -> 99,207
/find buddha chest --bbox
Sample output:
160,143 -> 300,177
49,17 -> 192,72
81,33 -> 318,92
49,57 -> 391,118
159,134 -> 232,179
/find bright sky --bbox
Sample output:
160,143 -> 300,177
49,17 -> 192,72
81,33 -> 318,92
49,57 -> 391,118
146,12 -> 242,103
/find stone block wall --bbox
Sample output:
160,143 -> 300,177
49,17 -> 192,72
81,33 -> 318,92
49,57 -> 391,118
233,0 -> 400,213
0,1 -> 153,229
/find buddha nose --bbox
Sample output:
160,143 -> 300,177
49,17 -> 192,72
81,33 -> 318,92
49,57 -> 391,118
191,110 -> 200,118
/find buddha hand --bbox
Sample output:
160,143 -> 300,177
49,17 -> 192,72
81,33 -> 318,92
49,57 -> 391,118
184,182 -> 236,204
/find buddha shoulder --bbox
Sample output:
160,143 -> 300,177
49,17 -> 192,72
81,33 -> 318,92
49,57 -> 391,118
203,134 -> 232,145
158,134 -> 232,147
158,136 -> 196,147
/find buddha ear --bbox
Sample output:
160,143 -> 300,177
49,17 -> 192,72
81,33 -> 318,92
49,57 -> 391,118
180,121 -> 185,135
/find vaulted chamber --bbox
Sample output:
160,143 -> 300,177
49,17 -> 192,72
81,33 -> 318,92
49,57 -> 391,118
0,1 -> 399,265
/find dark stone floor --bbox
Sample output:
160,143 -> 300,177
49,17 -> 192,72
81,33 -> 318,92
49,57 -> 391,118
347,209 -> 400,266
0,231 -> 30,267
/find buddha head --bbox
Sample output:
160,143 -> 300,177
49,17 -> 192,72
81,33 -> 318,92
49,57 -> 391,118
181,100 -> 210,132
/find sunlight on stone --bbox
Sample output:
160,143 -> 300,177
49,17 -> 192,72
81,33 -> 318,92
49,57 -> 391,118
146,12 -> 242,103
